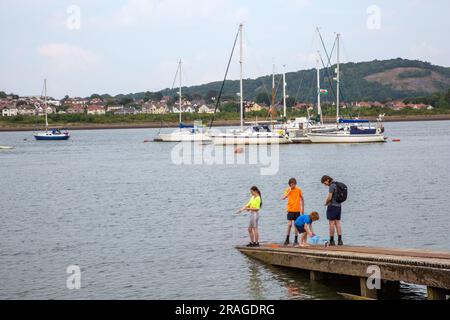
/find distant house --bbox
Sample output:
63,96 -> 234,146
106,105 -> 124,113
409,103 -> 428,110
17,105 -> 36,116
172,105 -> 195,113
35,105 -> 55,116
142,102 -> 168,114
67,105 -> 85,114
183,106 -> 195,113
244,103 -> 264,113
114,106 -> 138,115
388,101 -> 407,110
354,101 -> 372,108
89,98 -> 104,105
372,101 -> 384,108
87,105 -> 105,115
198,104 -> 217,114
47,100 -> 61,107
1,106 -> 18,117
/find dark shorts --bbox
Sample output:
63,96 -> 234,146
287,212 -> 301,221
327,205 -> 342,221
295,224 -> 305,234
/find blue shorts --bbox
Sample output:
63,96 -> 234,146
327,205 -> 342,221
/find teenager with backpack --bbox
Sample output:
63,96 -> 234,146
321,175 -> 347,246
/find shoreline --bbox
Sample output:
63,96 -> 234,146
1,114 -> 450,132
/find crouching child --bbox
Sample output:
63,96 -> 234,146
294,211 -> 320,247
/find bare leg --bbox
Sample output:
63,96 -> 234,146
286,220 -> 292,237
254,228 -> 259,243
329,220 -> 336,238
336,221 -> 342,236
248,227 -> 254,243
300,233 -> 309,247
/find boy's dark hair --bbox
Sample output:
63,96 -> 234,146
288,178 -> 297,185
321,175 -> 333,184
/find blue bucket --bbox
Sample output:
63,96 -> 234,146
308,235 -> 321,245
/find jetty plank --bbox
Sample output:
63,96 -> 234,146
236,244 -> 450,299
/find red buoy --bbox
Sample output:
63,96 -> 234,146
392,139 -> 401,142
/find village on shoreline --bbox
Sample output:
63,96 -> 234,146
0,92 -> 438,119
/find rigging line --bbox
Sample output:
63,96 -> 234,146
320,33 -> 350,106
317,28 -> 334,68
158,62 -> 180,132
244,32 -> 275,112
293,30 -> 317,105
319,53 -> 337,103
317,28 -> 338,100
208,25 -> 240,130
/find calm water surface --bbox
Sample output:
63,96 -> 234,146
0,121 -> 449,299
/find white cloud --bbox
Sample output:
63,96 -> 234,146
37,43 -> 99,72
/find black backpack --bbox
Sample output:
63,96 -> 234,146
333,182 -> 348,203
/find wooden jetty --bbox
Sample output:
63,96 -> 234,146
236,244 -> 450,300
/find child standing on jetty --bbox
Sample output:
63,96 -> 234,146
295,212 -> 320,247
282,178 -> 305,246
237,186 -> 262,247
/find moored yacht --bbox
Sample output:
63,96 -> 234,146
33,79 -> 70,141
210,24 -> 289,146
155,60 -> 212,143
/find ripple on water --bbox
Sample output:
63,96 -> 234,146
0,123 -> 450,299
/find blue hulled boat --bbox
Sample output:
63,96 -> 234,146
33,79 -> 70,141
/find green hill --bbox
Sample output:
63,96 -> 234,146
127,58 -> 450,103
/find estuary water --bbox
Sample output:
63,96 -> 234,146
0,121 -> 449,300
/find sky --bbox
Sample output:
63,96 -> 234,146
1,0 -> 449,98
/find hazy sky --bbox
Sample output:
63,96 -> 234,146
1,0 -> 449,98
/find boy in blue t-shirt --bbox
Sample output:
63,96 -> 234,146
294,212 -> 320,247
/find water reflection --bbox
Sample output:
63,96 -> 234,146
242,256 -> 428,300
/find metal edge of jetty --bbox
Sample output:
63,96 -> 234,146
236,244 -> 450,300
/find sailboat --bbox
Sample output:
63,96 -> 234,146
210,24 -> 290,146
307,33 -> 387,143
33,79 -> 70,141
155,60 -> 211,142
280,54 -> 336,143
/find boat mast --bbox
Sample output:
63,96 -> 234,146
336,33 -> 340,123
178,59 -> 182,127
283,64 -> 287,119
271,62 -> 276,129
316,51 -> 322,125
239,24 -> 244,131
44,79 -> 48,131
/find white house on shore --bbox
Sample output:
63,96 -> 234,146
18,105 -> 37,116
197,104 -> 218,114
87,105 -> 106,115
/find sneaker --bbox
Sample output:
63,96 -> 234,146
253,242 -> 260,247
293,240 -> 299,247
246,242 -> 254,247
338,239 -> 344,246
284,240 -> 290,246
329,239 -> 336,246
